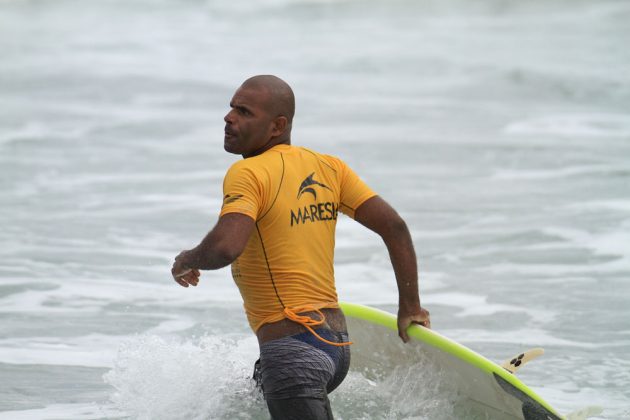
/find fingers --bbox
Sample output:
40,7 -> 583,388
171,254 -> 201,288
174,269 -> 200,287
173,273 -> 200,287
412,318 -> 431,329
397,317 -> 412,343
174,276 -> 189,288
398,326 -> 410,343
410,308 -> 431,329
181,271 -> 200,286
398,307 -> 432,343
174,268 -> 192,278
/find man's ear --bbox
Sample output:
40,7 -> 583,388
271,116 -> 288,136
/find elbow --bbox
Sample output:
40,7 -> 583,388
391,216 -> 409,233
381,215 -> 410,241
193,242 -> 243,269
214,243 -> 243,267
387,214 -> 409,235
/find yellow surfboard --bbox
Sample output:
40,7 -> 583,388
340,302 -> 600,420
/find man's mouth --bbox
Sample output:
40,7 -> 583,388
224,126 -> 236,137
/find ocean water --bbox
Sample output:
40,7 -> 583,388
1,0 -> 629,418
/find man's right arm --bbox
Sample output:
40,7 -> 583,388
353,196 -> 431,342
171,212 -> 255,287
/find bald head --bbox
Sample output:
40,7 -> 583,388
241,75 -> 295,125
224,75 -> 295,157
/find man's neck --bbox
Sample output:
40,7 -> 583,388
243,138 -> 291,159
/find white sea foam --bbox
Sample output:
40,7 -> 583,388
335,262 -> 445,305
0,274 -> 241,315
540,227 -> 630,260
491,164 -> 623,181
34,171 -> 225,191
103,334 -> 460,420
0,334 -> 122,368
442,328 -> 600,349
103,334 -> 264,420
426,292 -> 555,324
505,114 -> 630,137
484,259 -> 628,276
0,404 -> 124,420
331,366 -> 458,420
566,200 -> 630,213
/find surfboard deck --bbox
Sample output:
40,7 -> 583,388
339,302 -> 565,420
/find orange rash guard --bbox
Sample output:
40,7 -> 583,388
219,144 -> 377,332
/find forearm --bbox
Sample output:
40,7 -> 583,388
179,231 -> 236,271
354,196 -> 422,309
382,221 -> 421,311
182,246 -> 232,271
173,213 -> 253,276
353,196 -> 430,337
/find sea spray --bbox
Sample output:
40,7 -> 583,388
104,333 -> 463,420
103,334 -> 265,420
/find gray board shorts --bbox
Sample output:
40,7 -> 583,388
254,328 -> 351,400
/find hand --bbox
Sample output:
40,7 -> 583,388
397,306 -> 431,343
171,251 -> 201,287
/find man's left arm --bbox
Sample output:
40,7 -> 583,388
353,196 -> 431,342
171,213 -> 255,287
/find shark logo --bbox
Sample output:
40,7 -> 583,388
297,173 -> 331,200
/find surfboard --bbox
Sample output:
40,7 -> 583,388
339,302 -> 595,420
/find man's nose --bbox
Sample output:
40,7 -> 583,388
224,109 -> 234,123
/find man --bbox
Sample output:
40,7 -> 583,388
171,75 -> 430,419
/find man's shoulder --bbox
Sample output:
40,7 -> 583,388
225,149 -> 286,180
227,146 -> 348,175
295,146 -> 346,169
227,152 -> 275,171
225,158 -> 250,175
224,158 -> 260,184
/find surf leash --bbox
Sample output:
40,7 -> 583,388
283,306 -> 353,347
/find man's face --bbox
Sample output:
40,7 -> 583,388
224,86 -> 275,157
